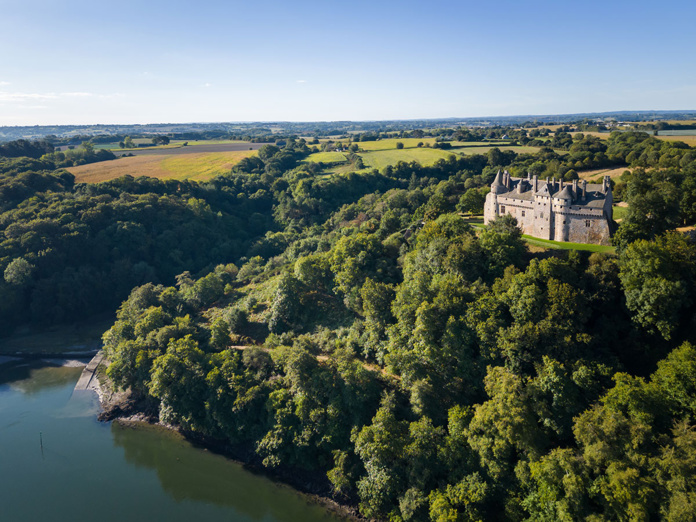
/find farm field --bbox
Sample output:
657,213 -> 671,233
360,148 -> 456,169
356,138 -> 438,150
67,150 -> 257,183
355,138 -> 511,151
57,139 -> 262,154
457,145 -> 541,156
114,141 -> 262,157
305,151 -> 348,163
578,166 -> 631,180
307,141 -> 537,174
656,135 -> 696,146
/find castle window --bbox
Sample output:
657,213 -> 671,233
563,220 -> 566,224
500,206 -> 506,214
585,220 -> 591,227
521,211 -> 525,217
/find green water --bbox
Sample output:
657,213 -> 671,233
0,362 -> 343,522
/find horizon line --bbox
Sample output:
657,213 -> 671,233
2,109 -> 696,129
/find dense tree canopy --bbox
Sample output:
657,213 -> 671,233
2,127 -> 696,521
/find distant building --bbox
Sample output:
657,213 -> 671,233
483,170 -> 613,245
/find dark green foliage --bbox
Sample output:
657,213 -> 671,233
6,123 -> 696,520
0,139 -> 54,159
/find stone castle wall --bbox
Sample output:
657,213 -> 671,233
483,175 -> 613,246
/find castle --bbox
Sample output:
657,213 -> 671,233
483,171 -> 613,245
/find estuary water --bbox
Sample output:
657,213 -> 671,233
0,361 -> 342,522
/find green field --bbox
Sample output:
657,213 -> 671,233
356,138 -> 438,151
305,151 -> 348,164
457,146 -> 542,156
613,204 -> 629,220
521,235 -> 615,253
303,139 -> 541,174
360,148 -> 456,169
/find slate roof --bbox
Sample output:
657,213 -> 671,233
495,178 -> 608,208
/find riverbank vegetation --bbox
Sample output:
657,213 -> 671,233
2,125 -> 696,520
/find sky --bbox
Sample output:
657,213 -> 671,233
0,0 -> 695,125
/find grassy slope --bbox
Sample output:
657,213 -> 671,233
305,152 -> 348,164
613,204 -> 629,220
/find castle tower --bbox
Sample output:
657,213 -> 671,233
484,170 -> 505,224
490,170 -> 505,195
553,186 -> 573,242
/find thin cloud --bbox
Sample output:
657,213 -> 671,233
296,80 -> 308,83
0,81 -> 10,87
203,83 -> 212,88
0,90 -> 119,104
0,91 -> 58,102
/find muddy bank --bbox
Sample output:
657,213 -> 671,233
95,366 -> 363,521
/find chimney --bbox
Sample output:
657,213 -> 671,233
581,180 -> 587,201
527,171 -> 531,180
560,178 -> 564,190
532,174 -> 538,192
603,175 -> 610,194
504,170 -> 510,188
572,179 -> 578,200
518,180 -> 524,194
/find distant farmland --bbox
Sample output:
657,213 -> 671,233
303,140 -> 543,174
360,148 -> 455,169
68,150 -> 257,183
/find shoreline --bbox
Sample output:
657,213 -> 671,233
93,360 -> 363,522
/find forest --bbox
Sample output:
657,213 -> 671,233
2,127 -> 696,521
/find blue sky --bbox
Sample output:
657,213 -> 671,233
0,0 -> 694,125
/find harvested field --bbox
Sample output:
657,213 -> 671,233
68,150 -> 257,183
578,167 -> 631,180
114,141 -> 263,157
656,135 -> 696,146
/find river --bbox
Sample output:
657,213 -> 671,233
0,361 -> 344,522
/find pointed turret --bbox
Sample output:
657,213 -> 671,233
491,170 -> 505,194
555,186 -> 574,201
